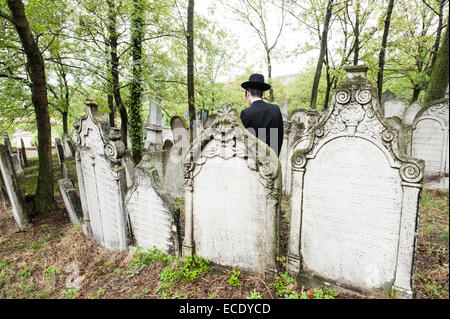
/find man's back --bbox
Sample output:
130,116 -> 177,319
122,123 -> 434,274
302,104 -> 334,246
240,99 -> 284,155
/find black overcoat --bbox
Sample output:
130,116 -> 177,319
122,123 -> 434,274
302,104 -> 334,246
240,99 -> 284,156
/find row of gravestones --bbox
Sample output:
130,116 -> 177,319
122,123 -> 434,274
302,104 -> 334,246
57,65 -> 424,299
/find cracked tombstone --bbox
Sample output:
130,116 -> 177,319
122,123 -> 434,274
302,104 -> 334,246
72,99 -> 129,250
0,144 -> 30,229
182,103 -> 281,280
409,98 -> 449,191
125,153 -> 181,255
286,65 -> 424,299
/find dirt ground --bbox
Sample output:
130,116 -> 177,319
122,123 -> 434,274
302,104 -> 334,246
0,158 -> 448,299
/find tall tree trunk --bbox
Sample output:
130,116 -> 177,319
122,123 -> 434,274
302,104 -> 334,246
187,0 -> 195,143
108,94 -> 115,127
267,52 -> 274,102
353,0 -> 360,65
428,0 -> 445,73
62,111 -> 68,135
108,0 -> 127,147
310,0 -> 333,109
424,23 -> 449,104
7,0 -> 54,214
377,0 -> 395,101
129,0 -> 144,163
411,86 -> 421,103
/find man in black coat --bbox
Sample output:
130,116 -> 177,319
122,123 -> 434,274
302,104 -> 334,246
240,73 -> 284,156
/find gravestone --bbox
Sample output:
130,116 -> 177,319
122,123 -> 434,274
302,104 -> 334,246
121,152 -> 136,190
0,170 -> 11,208
3,132 -> 13,155
62,134 -> 75,159
380,89 -> 396,111
126,153 -> 181,254
55,137 -> 65,165
384,96 -> 406,119
144,101 -> 163,151
162,139 -> 173,178
0,144 -> 30,229
282,109 -> 321,197
58,178 -> 83,226
403,102 -> 422,128
20,138 -> 28,167
72,99 -> 129,250
183,103 -> 281,279
409,98 -> 449,191
286,65 -> 424,298
11,150 -> 24,178
281,100 -> 288,120
164,116 -> 189,199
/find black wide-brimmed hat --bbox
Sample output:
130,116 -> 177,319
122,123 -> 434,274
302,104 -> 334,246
241,73 -> 271,91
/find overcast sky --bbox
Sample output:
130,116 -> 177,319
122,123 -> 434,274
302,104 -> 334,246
195,1 -> 318,82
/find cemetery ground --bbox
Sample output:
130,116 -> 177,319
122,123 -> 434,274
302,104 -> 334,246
0,155 -> 448,299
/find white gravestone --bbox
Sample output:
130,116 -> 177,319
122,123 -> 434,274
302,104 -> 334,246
0,144 -> 30,229
385,116 -> 407,155
164,116 -> 189,199
183,103 -> 281,279
286,65 -> 424,299
126,153 -> 181,255
383,96 -> 406,119
409,98 -> 449,191
403,102 -> 422,128
61,134 -> 75,159
282,109 -> 320,197
144,101 -> 163,151
72,99 -> 129,250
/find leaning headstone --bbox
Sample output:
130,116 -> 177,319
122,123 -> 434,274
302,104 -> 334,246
0,170 -> 11,208
126,153 -> 181,255
55,138 -> 65,165
72,99 -> 129,250
164,116 -> 189,199
61,134 -> 75,159
3,132 -> 13,155
10,150 -> 24,178
409,98 -> 449,191
383,96 -> 406,119
282,108 -> 321,197
0,144 -> 30,229
121,152 -> 136,191
287,65 -> 424,299
183,103 -> 281,279
58,178 -> 83,226
20,138 -> 28,167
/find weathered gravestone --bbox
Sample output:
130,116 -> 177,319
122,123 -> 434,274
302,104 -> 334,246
0,144 -> 30,229
61,134 -> 75,159
282,109 -> 321,197
58,178 -> 83,226
144,101 -> 163,151
403,102 -> 422,128
55,137 -> 65,175
383,95 -> 406,119
409,98 -> 449,191
126,153 -> 181,254
72,99 -> 129,250
164,116 -> 189,199
380,89 -> 396,111
286,65 -> 424,298
182,103 -> 281,279
3,132 -> 23,178
0,169 -> 11,208
20,138 -> 28,167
